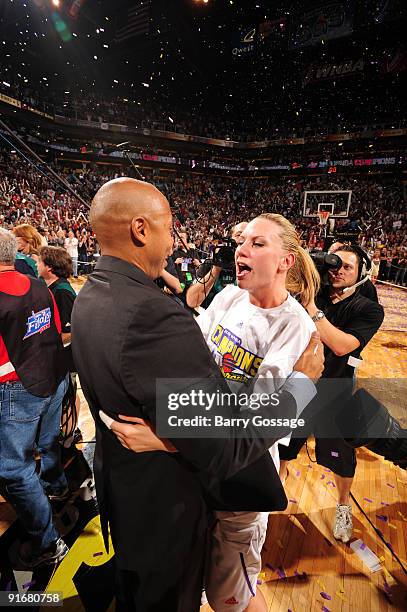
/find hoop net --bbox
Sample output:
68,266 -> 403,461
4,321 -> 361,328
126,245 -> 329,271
317,211 -> 331,226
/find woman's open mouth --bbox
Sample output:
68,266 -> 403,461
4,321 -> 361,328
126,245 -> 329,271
236,262 -> 252,279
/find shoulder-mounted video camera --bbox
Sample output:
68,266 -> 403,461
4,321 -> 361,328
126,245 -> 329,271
212,238 -> 236,271
310,251 -> 342,286
311,246 -> 371,288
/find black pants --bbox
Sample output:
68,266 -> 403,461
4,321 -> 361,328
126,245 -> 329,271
279,378 -> 357,478
279,436 -> 356,478
114,525 -> 207,612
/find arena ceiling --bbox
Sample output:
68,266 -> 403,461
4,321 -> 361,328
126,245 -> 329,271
0,1 -> 406,129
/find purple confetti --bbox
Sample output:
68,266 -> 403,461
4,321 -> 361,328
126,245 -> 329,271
320,592 -> 332,600
381,502 -> 390,506
93,551 -> 103,557
376,515 -> 388,522
257,579 -> 262,585
324,468 -> 331,472
23,580 -> 35,589
326,481 -> 336,487
296,470 -> 300,477
331,451 -> 339,457
321,474 -> 325,480
295,570 -> 307,581
266,563 -> 275,571
387,483 -> 395,488
364,498 -> 373,503
322,607 -> 331,612
277,568 -> 287,579
387,542 -> 394,553
360,543 -> 366,550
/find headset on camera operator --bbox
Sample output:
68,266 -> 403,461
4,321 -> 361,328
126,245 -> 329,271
186,222 -> 247,310
279,244 -> 384,543
328,241 -> 378,303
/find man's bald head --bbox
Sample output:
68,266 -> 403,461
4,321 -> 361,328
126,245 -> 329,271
90,178 -> 170,247
90,177 -> 174,278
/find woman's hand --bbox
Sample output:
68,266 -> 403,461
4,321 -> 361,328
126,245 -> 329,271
99,411 -> 176,453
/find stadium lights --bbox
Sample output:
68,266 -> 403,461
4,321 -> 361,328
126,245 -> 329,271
52,0 -> 60,7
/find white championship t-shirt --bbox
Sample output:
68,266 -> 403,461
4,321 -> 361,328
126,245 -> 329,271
197,284 -> 316,470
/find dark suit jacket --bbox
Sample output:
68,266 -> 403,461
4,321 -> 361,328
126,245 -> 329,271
72,256 -> 297,570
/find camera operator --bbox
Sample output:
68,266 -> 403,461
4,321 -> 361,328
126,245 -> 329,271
329,241 -> 378,302
186,222 -> 247,309
279,245 -> 384,543
155,254 -> 183,296
172,229 -> 201,292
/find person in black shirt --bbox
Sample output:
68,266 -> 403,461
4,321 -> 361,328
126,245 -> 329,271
38,247 -> 76,355
329,241 -> 378,302
186,222 -> 247,310
155,254 -> 183,294
38,246 -> 81,447
279,245 -> 384,543
172,229 -> 201,294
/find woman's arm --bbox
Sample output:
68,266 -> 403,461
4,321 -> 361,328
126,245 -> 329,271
100,410 -> 176,453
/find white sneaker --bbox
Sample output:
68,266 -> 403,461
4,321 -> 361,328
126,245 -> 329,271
333,504 -> 353,543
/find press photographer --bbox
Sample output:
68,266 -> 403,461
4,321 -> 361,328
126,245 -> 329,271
172,228 -> 201,291
279,244 -> 385,543
186,222 -> 247,309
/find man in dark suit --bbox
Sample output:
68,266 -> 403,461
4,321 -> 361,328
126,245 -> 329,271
72,178 -> 323,611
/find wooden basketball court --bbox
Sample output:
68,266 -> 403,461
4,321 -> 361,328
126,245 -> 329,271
1,283 -> 406,610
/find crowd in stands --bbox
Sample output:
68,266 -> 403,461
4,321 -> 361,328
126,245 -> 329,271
0,147 -> 406,285
1,78 -> 404,143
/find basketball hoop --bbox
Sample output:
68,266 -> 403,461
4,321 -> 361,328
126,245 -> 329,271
317,211 -> 331,226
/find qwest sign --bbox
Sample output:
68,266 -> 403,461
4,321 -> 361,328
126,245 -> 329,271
231,26 -> 256,56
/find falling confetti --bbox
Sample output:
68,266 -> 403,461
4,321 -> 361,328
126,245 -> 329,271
376,515 -> 388,522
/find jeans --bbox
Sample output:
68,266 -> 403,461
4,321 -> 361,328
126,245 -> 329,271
0,376 -> 68,551
395,267 -> 406,286
78,252 -> 87,275
72,256 -> 78,277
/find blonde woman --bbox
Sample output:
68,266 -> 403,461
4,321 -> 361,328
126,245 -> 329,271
103,213 -> 321,612
12,224 -> 43,276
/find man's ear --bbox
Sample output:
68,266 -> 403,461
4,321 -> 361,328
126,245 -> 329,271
130,217 -> 147,245
279,252 -> 295,271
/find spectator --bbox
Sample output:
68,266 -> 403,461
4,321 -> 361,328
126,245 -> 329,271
38,245 -> 82,444
12,223 -> 42,275
64,229 -> 79,278
0,228 -> 69,568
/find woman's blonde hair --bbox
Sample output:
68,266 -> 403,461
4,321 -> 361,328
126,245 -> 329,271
256,213 -> 320,306
12,224 -> 42,255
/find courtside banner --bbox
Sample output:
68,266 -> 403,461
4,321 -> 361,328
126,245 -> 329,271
0,92 -> 21,108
